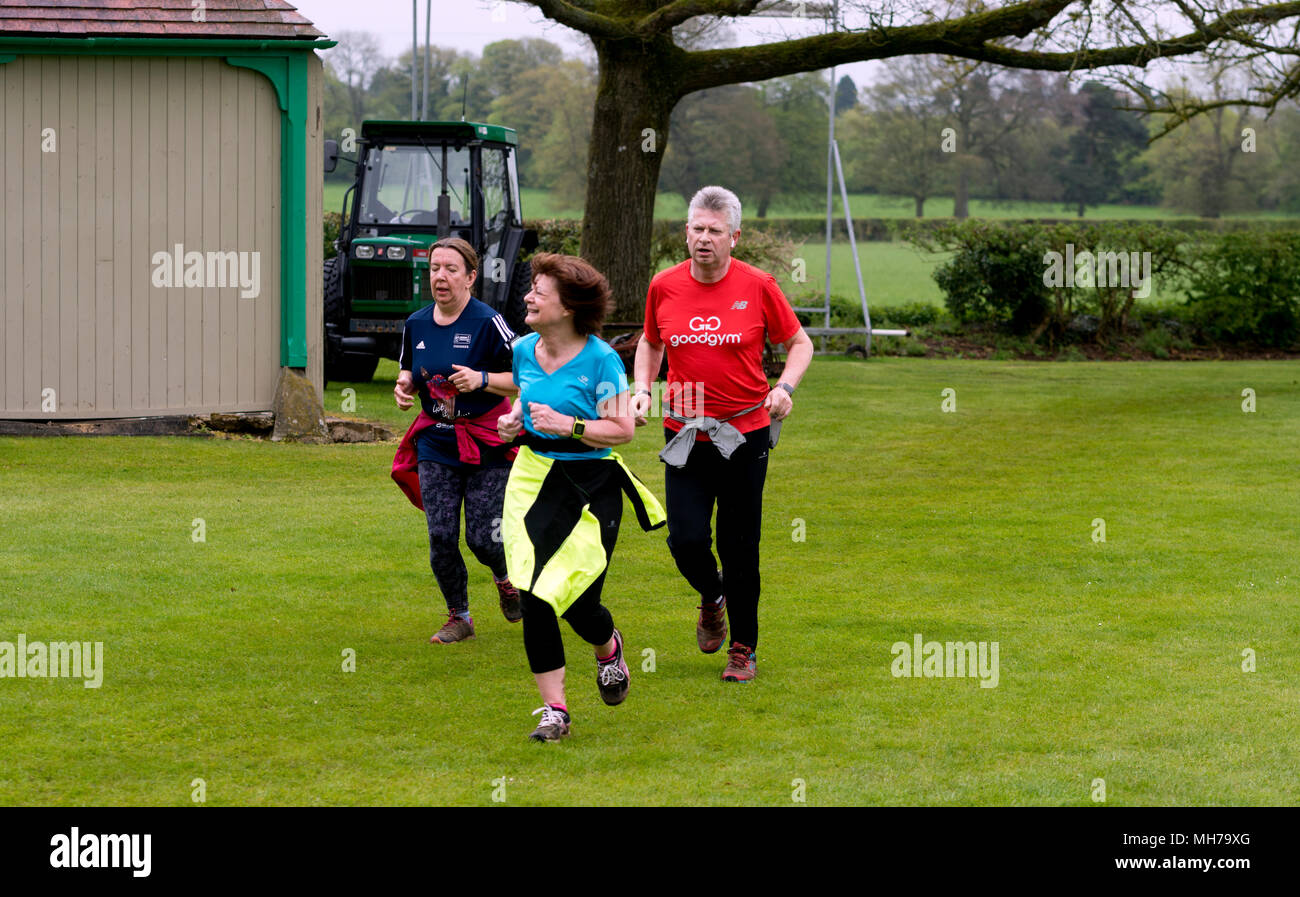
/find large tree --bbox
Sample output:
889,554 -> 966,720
842,57 -> 954,217
1057,81 -> 1149,216
326,31 -> 386,129
515,0 -> 1300,317
660,85 -> 786,208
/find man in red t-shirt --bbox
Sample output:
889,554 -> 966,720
632,185 -> 814,683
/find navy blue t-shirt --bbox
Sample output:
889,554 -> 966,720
399,298 -> 515,467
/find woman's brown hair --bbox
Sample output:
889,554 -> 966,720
529,253 -> 612,336
429,237 -> 478,273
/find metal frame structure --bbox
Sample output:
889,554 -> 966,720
753,1 -> 907,357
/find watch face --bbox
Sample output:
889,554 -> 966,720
573,419 -> 586,437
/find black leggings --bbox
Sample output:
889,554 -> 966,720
520,461 -> 623,674
663,426 -> 769,649
417,460 -> 510,614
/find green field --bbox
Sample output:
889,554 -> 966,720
323,182 -> 1300,225
3,358 -> 1298,805
323,182 -> 1232,309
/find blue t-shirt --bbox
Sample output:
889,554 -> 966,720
513,333 -> 629,461
400,298 -> 515,467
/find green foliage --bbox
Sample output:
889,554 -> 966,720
1057,81 -> 1150,217
909,220 -> 1189,343
1139,97 -> 1268,219
524,219 -> 583,257
1184,231 -> 1300,347
660,85 -> 786,209
877,301 -> 942,327
323,211 -> 342,261
911,220 -> 1054,335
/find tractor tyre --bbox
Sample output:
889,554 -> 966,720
323,255 -> 380,384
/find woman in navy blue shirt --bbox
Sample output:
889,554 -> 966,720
394,238 -> 521,645
497,254 -> 665,742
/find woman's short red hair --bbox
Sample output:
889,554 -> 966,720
529,253 -> 612,336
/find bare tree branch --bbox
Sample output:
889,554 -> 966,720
634,0 -> 765,36
521,0 -> 632,40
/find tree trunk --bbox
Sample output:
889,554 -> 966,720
953,165 -> 969,219
580,39 -> 679,322
915,195 -> 925,218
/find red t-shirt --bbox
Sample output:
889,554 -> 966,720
644,259 -> 802,437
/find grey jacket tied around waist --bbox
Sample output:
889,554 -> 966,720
660,400 -> 782,468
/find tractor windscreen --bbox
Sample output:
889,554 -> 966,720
358,144 -> 471,226
479,146 -> 520,289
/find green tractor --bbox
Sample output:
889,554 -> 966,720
322,120 -> 537,383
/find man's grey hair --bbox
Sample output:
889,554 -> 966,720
688,185 -> 742,233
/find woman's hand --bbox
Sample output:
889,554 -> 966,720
497,399 -> 524,440
449,363 -> 483,393
528,402 -> 575,437
394,371 -> 417,410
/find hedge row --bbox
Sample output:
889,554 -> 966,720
904,221 -> 1300,348
527,216 -> 1300,243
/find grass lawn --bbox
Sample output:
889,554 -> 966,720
5,359 -> 1296,805
325,182 -> 1300,224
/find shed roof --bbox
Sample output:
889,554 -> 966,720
0,0 -> 324,39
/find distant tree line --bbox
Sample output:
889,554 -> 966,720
323,34 -> 1300,220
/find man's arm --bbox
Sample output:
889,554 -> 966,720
631,335 -> 665,424
765,327 -> 814,420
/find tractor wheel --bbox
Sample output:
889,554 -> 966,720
323,255 -> 380,384
332,353 -> 380,384
504,257 -> 532,337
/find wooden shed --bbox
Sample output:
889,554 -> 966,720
0,1 -> 334,420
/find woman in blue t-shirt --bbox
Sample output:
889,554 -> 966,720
497,253 -> 665,742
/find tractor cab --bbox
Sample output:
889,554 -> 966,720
322,120 -> 536,383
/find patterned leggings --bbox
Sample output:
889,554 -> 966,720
417,460 -> 510,614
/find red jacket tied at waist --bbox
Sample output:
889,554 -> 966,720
391,401 -> 517,510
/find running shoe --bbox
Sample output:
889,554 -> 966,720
429,611 -> 475,644
696,596 -> 727,654
529,705 -> 571,742
495,577 -> 522,623
722,642 -> 756,682
596,628 -> 630,706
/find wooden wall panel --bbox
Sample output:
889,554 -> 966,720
0,55 -> 283,418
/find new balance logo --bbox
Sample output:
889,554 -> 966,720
730,301 -> 748,310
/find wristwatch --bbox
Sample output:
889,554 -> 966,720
776,382 -> 795,396
571,417 -> 586,438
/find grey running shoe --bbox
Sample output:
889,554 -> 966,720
430,611 -> 475,644
596,628 -> 630,706
529,705 -> 571,742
